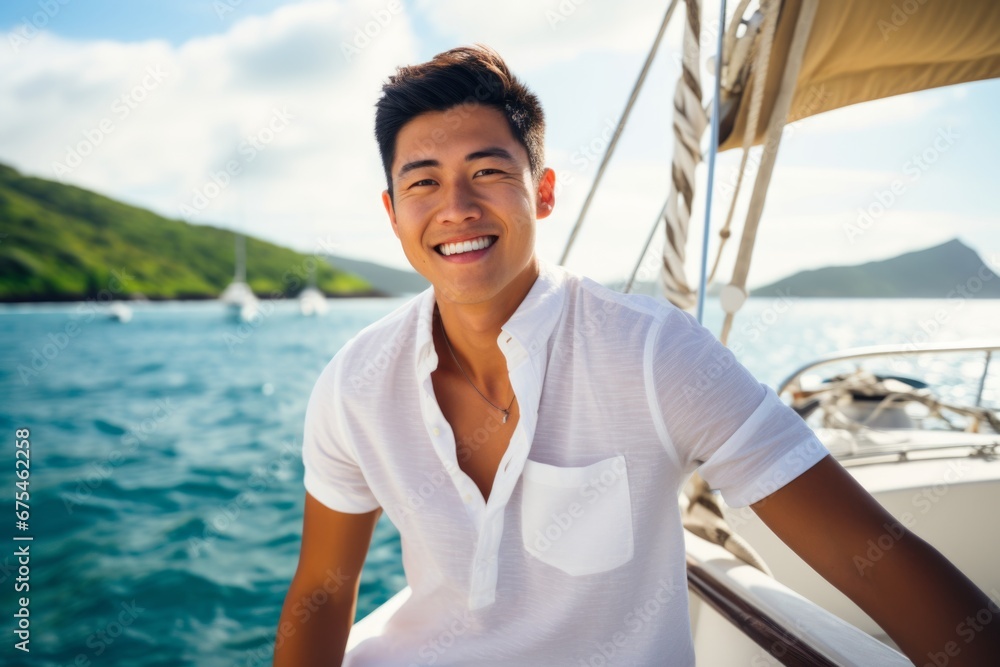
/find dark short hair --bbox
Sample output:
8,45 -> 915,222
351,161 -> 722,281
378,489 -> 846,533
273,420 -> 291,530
374,44 -> 546,198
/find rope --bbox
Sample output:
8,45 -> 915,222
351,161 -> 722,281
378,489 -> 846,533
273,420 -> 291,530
659,0 -> 709,311
723,0 -> 755,83
659,0 -> 782,309
804,370 -> 1000,435
682,474 -> 773,574
707,0 -> 779,285
719,0 -> 819,345
678,0 -> 774,578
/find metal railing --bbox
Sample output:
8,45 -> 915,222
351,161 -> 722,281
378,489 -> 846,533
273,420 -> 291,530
777,341 -> 1000,405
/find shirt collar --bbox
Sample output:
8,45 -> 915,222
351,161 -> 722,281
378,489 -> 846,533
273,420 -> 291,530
413,259 -> 568,377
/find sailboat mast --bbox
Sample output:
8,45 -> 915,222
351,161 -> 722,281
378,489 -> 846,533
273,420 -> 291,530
235,233 -> 246,283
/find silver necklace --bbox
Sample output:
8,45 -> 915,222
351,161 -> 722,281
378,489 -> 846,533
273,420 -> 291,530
437,311 -> 516,424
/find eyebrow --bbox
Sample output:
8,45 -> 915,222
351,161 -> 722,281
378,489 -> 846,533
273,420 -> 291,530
397,159 -> 437,179
466,147 -> 515,163
396,147 -> 516,179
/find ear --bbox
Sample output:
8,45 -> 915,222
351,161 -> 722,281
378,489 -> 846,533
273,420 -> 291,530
535,168 -> 556,220
382,190 -> 399,239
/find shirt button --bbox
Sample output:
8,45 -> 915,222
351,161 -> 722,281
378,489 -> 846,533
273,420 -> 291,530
463,493 -> 472,503
432,427 -> 441,436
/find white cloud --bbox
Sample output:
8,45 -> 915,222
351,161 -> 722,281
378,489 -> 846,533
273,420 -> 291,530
1,0 -> 995,295
0,0 -> 695,277
413,0 -> 682,70
0,0 -> 418,264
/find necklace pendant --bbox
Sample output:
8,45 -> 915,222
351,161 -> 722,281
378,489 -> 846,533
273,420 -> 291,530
501,410 -> 509,424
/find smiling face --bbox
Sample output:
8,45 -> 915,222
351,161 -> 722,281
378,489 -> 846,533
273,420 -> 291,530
382,104 -> 555,308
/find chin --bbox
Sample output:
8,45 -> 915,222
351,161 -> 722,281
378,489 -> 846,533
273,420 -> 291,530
433,280 -> 499,306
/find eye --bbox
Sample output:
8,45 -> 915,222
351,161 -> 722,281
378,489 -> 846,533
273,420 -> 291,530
475,168 -> 503,177
409,178 -> 437,188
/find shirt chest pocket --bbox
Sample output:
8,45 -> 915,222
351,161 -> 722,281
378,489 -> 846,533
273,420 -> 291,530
520,455 -> 634,576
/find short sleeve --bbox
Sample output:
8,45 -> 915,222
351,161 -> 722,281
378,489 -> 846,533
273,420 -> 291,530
648,308 -> 829,508
302,356 -> 380,514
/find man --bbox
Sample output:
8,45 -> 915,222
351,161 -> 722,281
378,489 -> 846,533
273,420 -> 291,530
276,45 -> 999,666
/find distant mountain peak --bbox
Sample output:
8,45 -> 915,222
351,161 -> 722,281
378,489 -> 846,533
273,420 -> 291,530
752,238 -> 1000,298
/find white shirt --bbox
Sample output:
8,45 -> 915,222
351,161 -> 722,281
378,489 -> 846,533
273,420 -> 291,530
302,260 -> 829,666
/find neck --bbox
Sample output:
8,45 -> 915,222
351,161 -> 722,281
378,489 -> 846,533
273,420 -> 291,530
433,256 -> 540,392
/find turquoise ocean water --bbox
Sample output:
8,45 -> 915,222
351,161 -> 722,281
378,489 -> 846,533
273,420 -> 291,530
0,295 -> 997,666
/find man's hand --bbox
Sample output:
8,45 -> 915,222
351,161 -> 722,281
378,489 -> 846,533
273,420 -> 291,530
751,455 -> 1000,665
274,493 -> 381,667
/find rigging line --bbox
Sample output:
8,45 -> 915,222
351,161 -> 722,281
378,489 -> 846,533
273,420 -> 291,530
557,0 -> 681,267
719,0 -> 818,345
976,350 -> 992,407
708,0 -> 778,285
696,0 -> 727,324
624,197 -> 670,294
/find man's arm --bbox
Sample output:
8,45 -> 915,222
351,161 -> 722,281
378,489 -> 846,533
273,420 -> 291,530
751,455 -> 1000,665
274,493 -> 380,667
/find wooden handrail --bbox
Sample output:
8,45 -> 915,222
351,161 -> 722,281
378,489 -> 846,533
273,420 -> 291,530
686,555 -> 837,666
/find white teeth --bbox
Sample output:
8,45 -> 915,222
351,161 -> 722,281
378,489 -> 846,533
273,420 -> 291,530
438,236 -> 495,256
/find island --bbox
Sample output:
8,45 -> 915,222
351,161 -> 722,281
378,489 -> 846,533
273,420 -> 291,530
752,239 -> 1000,298
0,163 -> 379,302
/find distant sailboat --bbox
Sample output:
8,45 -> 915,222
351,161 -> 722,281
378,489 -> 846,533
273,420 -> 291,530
107,302 -> 133,323
219,233 -> 259,322
298,266 -> 328,317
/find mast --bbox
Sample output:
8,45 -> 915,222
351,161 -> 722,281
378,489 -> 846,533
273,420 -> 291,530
234,233 -> 246,283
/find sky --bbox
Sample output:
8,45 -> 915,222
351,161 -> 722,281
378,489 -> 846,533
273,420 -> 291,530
2,0 -> 999,288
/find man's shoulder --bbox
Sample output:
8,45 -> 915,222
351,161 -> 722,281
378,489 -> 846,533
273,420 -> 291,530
559,266 -> 678,326
318,289 -> 427,388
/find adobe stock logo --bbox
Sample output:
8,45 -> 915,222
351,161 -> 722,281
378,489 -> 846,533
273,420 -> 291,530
51,65 -> 170,180
6,0 -> 71,54
844,126 -> 958,244
340,1 -> 404,62
178,107 -> 294,221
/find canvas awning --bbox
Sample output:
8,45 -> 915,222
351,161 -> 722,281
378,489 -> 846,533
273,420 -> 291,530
719,0 -> 1000,151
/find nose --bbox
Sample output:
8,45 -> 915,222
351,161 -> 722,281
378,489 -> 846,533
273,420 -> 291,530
435,177 -> 482,226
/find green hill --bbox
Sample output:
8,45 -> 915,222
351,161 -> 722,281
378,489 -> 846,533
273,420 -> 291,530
752,239 -> 1000,298
0,163 -> 376,301
324,253 -> 429,295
